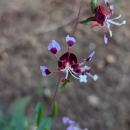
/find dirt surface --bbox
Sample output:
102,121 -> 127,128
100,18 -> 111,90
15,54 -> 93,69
0,0 -> 130,130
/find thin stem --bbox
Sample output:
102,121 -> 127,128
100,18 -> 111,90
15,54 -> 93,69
54,54 -> 59,60
67,47 -> 71,62
48,71 -> 62,114
72,0 -> 83,37
67,0 -> 83,62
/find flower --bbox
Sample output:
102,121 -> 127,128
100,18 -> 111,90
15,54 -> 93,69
40,66 -> 51,76
48,40 -> 60,54
62,117 -> 88,130
86,0 -> 126,44
40,35 -> 98,83
66,35 -> 76,47
62,117 -> 75,130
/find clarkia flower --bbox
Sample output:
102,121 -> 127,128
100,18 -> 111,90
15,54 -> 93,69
40,35 -> 98,83
86,0 -> 126,44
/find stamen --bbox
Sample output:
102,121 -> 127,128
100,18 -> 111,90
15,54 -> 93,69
107,19 -> 126,26
65,70 -> 69,79
106,22 -> 112,37
70,69 -> 78,75
109,15 -> 121,21
86,72 -> 98,81
69,70 -> 80,80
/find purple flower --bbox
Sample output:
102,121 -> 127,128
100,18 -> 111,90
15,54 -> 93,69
40,35 -> 98,83
40,66 -> 51,76
62,117 -> 88,130
66,35 -> 76,47
48,40 -> 60,54
86,1 -> 126,43
86,51 -> 95,61
62,117 -> 75,130
104,0 -> 109,6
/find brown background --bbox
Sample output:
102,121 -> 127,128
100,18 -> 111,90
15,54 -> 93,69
0,0 -> 130,130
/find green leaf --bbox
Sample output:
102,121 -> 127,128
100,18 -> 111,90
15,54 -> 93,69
91,0 -> 97,14
35,102 -> 44,126
58,74 -> 71,92
8,97 -> 31,114
80,20 -> 90,25
80,17 -> 95,25
8,97 -> 31,130
37,117 -> 51,130
49,102 -> 58,118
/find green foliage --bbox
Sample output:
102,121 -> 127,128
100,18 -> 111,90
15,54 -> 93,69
80,17 -> 96,25
37,117 -> 51,130
35,102 -> 44,126
49,102 -> 58,118
80,19 -> 90,25
0,97 -> 32,130
59,74 -> 71,92
91,0 -> 97,13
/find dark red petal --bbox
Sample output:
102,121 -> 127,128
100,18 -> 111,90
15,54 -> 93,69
58,52 -> 77,68
95,6 -> 106,25
45,69 -> 51,75
99,6 -> 107,16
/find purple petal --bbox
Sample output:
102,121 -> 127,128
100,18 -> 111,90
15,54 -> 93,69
62,117 -> 75,125
67,119 -> 75,125
104,0 -> 109,6
66,35 -> 76,47
110,5 -> 114,10
86,51 -> 95,61
104,33 -> 108,44
110,5 -> 114,14
62,117 -> 69,125
67,125 -> 74,130
40,66 -> 51,76
48,40 -> 60,54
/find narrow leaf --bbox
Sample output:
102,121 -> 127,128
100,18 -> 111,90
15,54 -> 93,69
80,17 -> 96,25
91,0 -> 97,14
49,102 -> 58,118
58,74 -> 71,92
37,117 -> 51,130
35,102 -> 44,126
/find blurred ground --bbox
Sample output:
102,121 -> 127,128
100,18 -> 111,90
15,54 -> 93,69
0,0 -> 130,130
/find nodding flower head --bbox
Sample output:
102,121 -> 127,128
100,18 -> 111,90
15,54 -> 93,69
40,35 -> 98,83
87,0 -> 126,44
